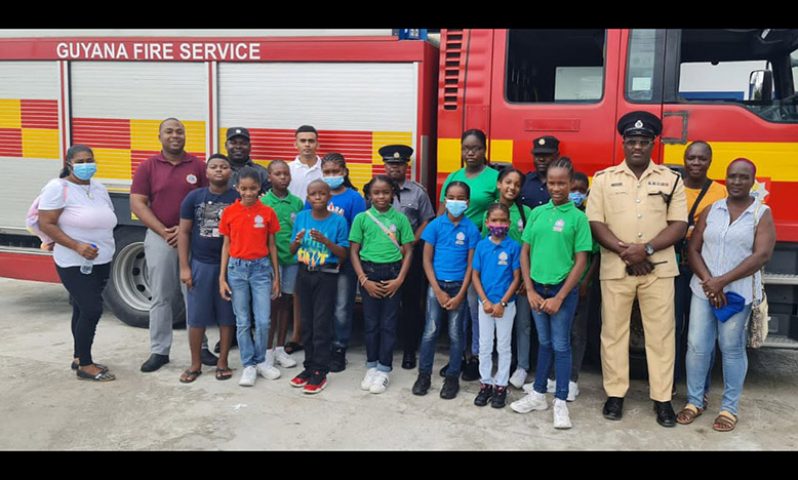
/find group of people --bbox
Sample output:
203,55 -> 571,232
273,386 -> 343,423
38,110 -> 775,433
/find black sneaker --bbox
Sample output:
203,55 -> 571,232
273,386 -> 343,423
290,369 -> 313,388
491,386 -> 508,409
330,347 -> 347,373
303,370 -> 327,394
474,383 -> 493,406
439,363 -> 449,378
461,357 -> 480,382
440,376 -> 460,400
214,338 -> 238,354
140,353 -> 169,372
200,348 -> 218,367
412,373 -> 432,396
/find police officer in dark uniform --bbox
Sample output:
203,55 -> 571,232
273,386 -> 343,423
586,111 -> 687,428
379,145 -> 436,369
519,135 -> 560,210
226,127 -> 270,194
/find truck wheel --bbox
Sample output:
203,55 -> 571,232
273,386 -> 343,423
104,227 -> 185,328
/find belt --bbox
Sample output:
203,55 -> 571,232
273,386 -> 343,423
302,264 -> 340,274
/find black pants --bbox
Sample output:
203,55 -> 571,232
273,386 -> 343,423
56,263 -> 111,367
297,268 -> 338,373
361,261 -> 402,370
399,242 -> 425,354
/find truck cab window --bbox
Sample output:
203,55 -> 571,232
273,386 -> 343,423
625,29 -> 666,103
506,29 -> 606,103
673,29 -> 798,123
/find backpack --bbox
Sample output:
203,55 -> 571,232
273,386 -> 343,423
26,180 -> 68,250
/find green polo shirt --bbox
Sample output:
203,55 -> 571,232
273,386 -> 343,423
440,166 -> 499,232
349,206 -> 415,263
261,189 -> 305,265
522,200 -> 593,285
481,203 -> 533,243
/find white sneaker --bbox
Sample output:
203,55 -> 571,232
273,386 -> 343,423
239,365 -> 257,387
361,368 -> 378,391
274,347 -> 297,368
256,361 -> 281,380
567,381 -> 580,402
509,368 -> 527,389
553,399 -> 572,429
522,382 -> 535,393
510,390 -> 548,413
369,371 -> 389,394
547,378 -> 556,393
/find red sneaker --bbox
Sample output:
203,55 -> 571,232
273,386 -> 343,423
302,371 -> 327,394
290,369 -> 312,388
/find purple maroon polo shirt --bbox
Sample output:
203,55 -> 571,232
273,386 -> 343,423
130,152 -> 208,228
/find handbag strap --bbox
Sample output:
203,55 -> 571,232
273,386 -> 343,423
688,179 -> 713,228
365,210 -> 402,251
752,200 -> 765,303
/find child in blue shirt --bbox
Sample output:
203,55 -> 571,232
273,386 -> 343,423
471,203 -> 521,408
413,181 -> 481,400
304,153 -> 366,372
288,179 -> 350,394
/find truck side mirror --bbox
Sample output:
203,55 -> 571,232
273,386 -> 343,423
749,70 -> 773,102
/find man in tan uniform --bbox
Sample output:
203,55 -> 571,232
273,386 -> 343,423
586,111 -> 687,427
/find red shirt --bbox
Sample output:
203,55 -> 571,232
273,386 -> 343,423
130,152 -> 208,228
219,199 -> 280,260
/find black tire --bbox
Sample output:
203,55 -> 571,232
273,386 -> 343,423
104,226 -> 185,328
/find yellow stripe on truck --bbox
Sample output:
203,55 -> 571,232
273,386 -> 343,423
489,139 -> 513,164
664,142 -> 798,182
0,99 -> 21,128
94,148 -> 132,180
437,138 -> 462,174
22,128 -> 59,159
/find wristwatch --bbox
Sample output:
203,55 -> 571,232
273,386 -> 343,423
501,301 -> 509,307
644,243 -> 655,256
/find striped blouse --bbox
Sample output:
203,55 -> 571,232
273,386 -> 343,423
690,198 -> 768,304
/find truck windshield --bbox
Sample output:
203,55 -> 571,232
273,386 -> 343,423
676,29 -> 798,123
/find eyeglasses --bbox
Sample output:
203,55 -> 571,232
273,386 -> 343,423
461,145 -> 485,153
623,139 -> 653,148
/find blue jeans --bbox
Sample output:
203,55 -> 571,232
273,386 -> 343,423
514,293 -> 532,371
419,281 -> 467,377
333,260 -> 357,350
675,264 -> 714,391
361,261 -> 402,373
227,257 -> 273,367
531,281 -> 579,401
686,295 -> 752,416
466,285 -> 480,356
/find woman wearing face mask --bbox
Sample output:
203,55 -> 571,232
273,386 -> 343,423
38,145 -> 118,382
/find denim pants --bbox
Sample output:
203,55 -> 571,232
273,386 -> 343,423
419,281 -> 467,377
466,285 -> 480,356
686,295 -> 752,416
361,261 -> 403,373
333,260 -> 357,350
675,263 -> 714,391
514,293 -> 532,371
478,301 -> 516,386
227,257 -> 273,367
531,281 -> 579,401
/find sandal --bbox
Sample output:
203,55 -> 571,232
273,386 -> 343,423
712,411 -> 738,432
179,369 -> 202,383
676,404 -> 704,425
72,361 -> 108,373
284,341 -> 304,354
215,367 -> 233,381
76,368 -> 116,382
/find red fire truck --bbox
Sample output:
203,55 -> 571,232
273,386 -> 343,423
0,29 -> 796,349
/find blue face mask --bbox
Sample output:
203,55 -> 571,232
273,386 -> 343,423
323,176 -> 345,189
569,191 -> 586,207
445,199 -> 468,217
72,162 -> 97,181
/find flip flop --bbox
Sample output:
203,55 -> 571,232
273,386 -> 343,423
179,369 -> 202,383
215,367 -> 233,381
72,361 -> 108,372
284,341 -> 304,354
76,369 -> 116,382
